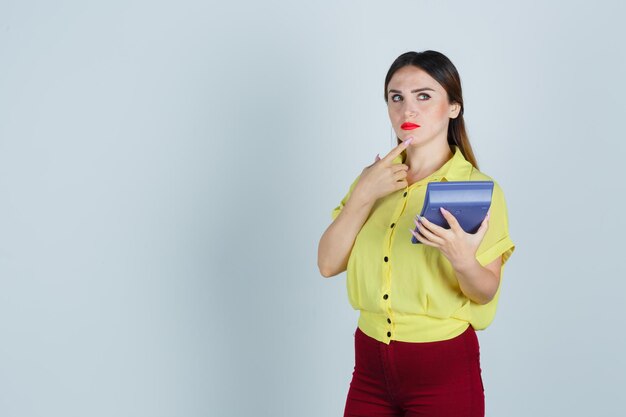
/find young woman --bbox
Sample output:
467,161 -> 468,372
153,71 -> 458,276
317,50 -> 515,417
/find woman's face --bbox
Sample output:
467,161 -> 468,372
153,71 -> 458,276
386,65 -> 460,146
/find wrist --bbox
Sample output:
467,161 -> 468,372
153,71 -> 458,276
347,188 -> 376,210
451,256 -> 481,275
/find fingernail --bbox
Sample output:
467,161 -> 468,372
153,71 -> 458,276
440,207 -> 447,213
405,138 -> 413,145
486,212 -> 490,220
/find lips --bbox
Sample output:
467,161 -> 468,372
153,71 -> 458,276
401,122 -> 420,130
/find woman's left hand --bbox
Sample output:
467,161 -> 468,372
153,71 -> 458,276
410,208 -> 490,270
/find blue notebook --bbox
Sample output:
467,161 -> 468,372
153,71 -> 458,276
411,181 -> 494,244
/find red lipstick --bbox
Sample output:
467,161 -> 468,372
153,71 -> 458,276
401,122 -> 420,130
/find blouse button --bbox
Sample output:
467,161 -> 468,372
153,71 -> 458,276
384,256 -> 389,262
390,223 -> 395,228
387,332 -> 391,337
387,318 -> 391,324
383,294 -> 389,300
403,191 -> 408,197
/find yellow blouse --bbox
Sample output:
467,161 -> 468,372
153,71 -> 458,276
331,146 -> 515,344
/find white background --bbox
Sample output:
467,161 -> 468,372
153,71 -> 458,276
1,1 -> 625,416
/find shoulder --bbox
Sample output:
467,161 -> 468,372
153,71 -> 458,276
468,166 -> 494,183
468,168 -> 507,197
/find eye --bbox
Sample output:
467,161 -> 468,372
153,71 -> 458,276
417,93 -> 431,100
391,94 -> 402,102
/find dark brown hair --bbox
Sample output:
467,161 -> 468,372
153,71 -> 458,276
384,50 -> 479,169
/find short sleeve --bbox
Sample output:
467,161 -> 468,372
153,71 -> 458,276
475,181 -> 515,267
331,175 -> 361,221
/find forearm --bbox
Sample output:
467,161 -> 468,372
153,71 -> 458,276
318,193 -> 375,277
453,258 -> 499,305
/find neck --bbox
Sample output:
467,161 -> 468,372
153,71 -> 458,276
404,139 -> 454,182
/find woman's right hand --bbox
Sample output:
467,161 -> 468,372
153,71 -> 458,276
351,138 -> 413,205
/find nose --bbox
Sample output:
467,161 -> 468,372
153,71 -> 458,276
402,102 -> 417,118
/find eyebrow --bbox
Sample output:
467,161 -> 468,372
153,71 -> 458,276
388,87 -> 436,94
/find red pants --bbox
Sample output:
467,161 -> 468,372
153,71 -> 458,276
344,324 -> 485,417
